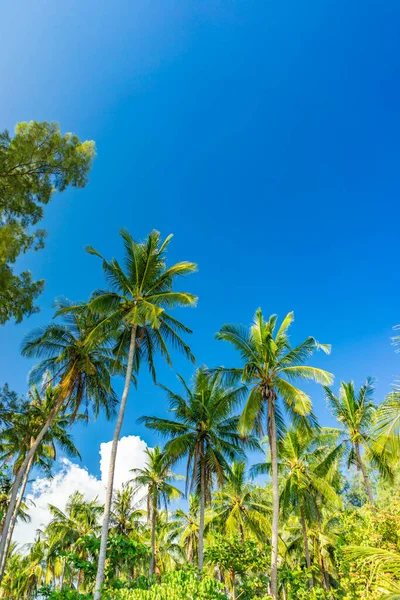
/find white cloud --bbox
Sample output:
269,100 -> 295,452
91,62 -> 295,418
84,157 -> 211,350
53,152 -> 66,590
14,435 -> 149,548
99,435 -> 148,490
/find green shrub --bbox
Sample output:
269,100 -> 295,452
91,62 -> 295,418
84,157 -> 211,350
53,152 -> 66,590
109,571 -> 227,600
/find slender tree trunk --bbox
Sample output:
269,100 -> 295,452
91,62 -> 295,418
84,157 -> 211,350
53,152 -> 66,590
231,572 -> 236,600
313,505 -> 330,589
355,442 -> 375,507
149,497 -> 157,576
198,441 -> 206,571
187,537 -> 193,565
319,553 -> 330,591
300,507 -> 313,589
60,557 -> 66,590
239,522 -> 245,544
1,455 -> 34,573
94,325 -> 137,600
0,394 -> 65,582
267,390 -> 279,599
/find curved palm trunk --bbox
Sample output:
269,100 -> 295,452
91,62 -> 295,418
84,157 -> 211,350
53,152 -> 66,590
267,390 -> 279,600
198,442 -> 206,571
0,455 -> 34,575
355,442 -> 374,507
300,507 -> 313,589
0,394 -> 65,582
94,325 -> 137,600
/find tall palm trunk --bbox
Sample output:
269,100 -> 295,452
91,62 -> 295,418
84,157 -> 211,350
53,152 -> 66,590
319,553 -> 330,591
355,442 -> 374,507
60,557 -> 66,590
267,389 -> 279,600
198,440 -> 206,571
300,507 -> 313,589
187,537 -> 193,565
149,492 -> 157,576
0,394 -> 65,582
94,325 -> 137,600
1,454 -> 34,575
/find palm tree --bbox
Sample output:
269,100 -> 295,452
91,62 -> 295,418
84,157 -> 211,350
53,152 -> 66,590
324,378 -> 393,507
172,494 -> 200,565
139,367 -> 257,570
308,510 -> 341,591
211,461 -> 270,542
375,382 -> 400,459
45,491 -> 103,591
152,510 -> 185,575
86,229 -> 197,599
0,301 -> 119,582
215,309 -> 333,598
252,428 -> 341,589
131,447 -> 183,575
110,483 -> 144,537
0,384 -> 84,579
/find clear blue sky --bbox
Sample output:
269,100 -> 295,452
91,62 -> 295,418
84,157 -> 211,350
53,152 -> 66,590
1,0 -> 399,479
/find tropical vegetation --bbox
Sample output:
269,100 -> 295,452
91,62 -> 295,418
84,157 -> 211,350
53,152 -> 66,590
0,155 -> 399,598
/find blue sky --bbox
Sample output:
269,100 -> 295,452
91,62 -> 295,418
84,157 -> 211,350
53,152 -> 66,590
1,0 -> 399,482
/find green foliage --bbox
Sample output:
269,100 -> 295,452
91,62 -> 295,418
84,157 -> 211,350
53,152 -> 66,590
206,535 -> 270,599
0,121 -> 95,323
39,586 -> 91,600
108,571 -> 227,600
206,535 -> 269,577
60,534 -> 149,586
280,567 -> 339,599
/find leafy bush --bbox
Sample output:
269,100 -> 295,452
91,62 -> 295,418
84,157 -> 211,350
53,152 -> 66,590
108,571 -> 227,600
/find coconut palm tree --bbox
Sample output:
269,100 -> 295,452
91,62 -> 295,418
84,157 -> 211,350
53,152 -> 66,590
131,447 -> 183,575
215,310 -> 333,599
139,367 -> 257,570
152,511 -> 185,575
85,229 -> 197,599
0,302 -> 119,582
45,491 -> 103,591
172,494 -> 200,565
252,428 -> 342,589
375,383 -> 400,459
110,483 -> 145,537
211,461 -> 270,542
324,378 -> 393,507
0,384 -> 84,578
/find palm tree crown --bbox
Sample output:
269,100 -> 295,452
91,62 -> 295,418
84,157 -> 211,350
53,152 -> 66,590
21,299 -> 120,419
324,378 -> 393,505
139,367 -> 258,570
87,229 -> 197,378
211,460 -> 271,542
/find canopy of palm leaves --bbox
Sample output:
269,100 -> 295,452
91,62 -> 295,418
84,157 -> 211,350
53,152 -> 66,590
211,460 -> 271,541
21,300 -> 121,419
324,378 -> 394,482
86,229 -> 197,380
216,309 -> 333,436
139,368 -> 258,495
